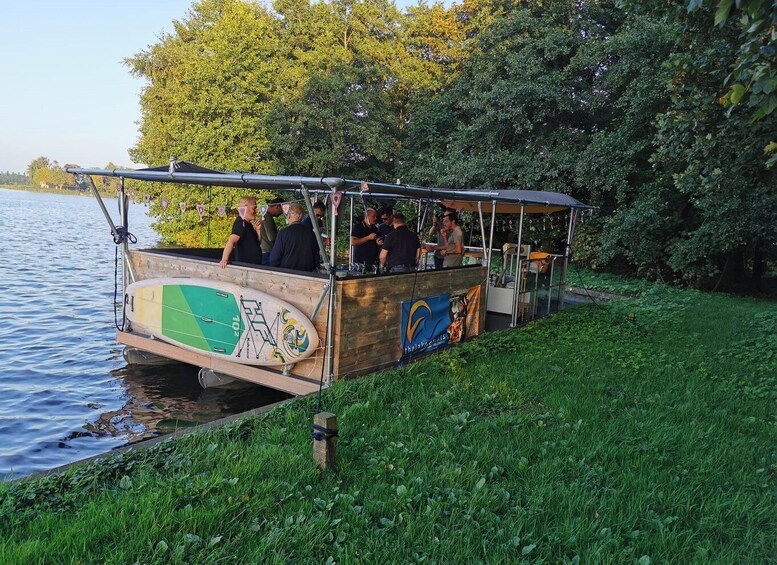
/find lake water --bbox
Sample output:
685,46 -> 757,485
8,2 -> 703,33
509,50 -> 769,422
0,188 -> 289,480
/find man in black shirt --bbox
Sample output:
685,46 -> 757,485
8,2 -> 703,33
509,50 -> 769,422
269,203 -> 320,272
379,212 -> 420,273
350,208 -> 380,271
377,207 -> 395,239
219,196 -> 262,268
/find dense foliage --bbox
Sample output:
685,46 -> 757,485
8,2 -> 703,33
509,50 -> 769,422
122,0 -> 774,289
0,172 -> 29,185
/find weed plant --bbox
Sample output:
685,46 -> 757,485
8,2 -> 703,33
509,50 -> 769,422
0,279 -> 774,563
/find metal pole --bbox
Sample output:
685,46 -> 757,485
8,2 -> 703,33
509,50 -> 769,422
484,201 -> 497,311
300,184 -> 329,268
477,201 -> 487,267
560,209 -> 577,309
510,205 -> 525,327
88,175 -> 121,239
87,175 -> 136,284
117,178 -> 127,288
548,256 -> 555,315
323,190 -> 339,386
121,180 -> 136,284
349,196 -> 354,266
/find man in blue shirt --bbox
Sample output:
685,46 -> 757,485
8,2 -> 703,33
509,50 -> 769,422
269,204 -> 320,272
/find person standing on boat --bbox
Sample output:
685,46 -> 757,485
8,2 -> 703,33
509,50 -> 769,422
379,212 -> 420,273
377,207 -> 395,239
269,204 -> 320,272
350,208 -> 380,272
427,209 -> 463,268
219,196 -> 262,268
426,209 -> 451,269
301,201 -> 326,230
259,197 -> 284,265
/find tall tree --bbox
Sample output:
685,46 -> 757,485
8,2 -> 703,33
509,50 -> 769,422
26,156 -> 51,181
126,0 -> 283,172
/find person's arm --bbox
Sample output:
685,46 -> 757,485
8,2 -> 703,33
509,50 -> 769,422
415,245 -> 421,264
220,234 -> 241,268
379,249 -> 388,271
428,229 -> 448,251
351,232 -> 377,246
250,219 -> 262,242
442,231 -> 463,258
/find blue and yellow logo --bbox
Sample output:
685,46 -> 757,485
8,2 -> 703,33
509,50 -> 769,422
406,300 -> 431,343
401,293 -> 451,355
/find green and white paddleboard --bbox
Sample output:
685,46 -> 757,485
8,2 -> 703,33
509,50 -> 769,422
125,278 -> 319,366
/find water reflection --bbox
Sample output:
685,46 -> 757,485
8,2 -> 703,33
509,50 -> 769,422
0,189 -> 291,480
95,363 -> 289,443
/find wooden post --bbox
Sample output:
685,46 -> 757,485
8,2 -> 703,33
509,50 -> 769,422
313,412 -> 338,471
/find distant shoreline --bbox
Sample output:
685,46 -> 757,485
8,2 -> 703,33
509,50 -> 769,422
0,184 -> 116,199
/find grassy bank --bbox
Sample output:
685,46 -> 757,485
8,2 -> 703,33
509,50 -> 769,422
1,277 -> 774,563
0,184 -> 116,199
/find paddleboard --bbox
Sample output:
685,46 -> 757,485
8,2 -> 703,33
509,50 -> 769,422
125,277 -> 319,366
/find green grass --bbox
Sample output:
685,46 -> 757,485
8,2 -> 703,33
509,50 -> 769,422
1,279 -> 775,563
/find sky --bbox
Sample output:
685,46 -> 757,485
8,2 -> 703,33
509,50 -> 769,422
0,0 -> 426,175
0,1 -> 195,174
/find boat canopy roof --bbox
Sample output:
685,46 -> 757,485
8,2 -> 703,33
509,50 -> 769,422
67,160 -> 594,214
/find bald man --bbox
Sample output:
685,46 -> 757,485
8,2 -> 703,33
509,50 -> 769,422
268,203 -> 320,272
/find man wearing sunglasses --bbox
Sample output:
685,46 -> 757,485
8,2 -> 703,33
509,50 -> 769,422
301,201 -> 326,230
377,208 -> 395,239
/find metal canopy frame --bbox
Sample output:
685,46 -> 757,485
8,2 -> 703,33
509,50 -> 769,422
67,162 -> 593,385
65,164 -> 595,212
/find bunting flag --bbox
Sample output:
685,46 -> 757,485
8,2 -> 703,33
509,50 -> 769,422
196,204 -> 206,219
129,190 -> 137,202
259,204 -> 268,217
217,205 -> 226,217
238,206 -> 247,219
160,198 -> 170,212
360,180 -> 369,192
143,194 -> 150,204
281,202 -> 291,217
179,202 -> 187,213
331,192 -> 343,216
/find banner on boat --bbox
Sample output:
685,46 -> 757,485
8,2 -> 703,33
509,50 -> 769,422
401,286 -> 480,355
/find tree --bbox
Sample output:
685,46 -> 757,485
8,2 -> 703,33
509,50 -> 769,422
126,0 -> 283,172
614,0 -> 777,288
26,156 -> 51,181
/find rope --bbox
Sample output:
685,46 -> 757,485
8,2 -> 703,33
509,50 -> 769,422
311,423 -> 338,441
112,226 -> 136,245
